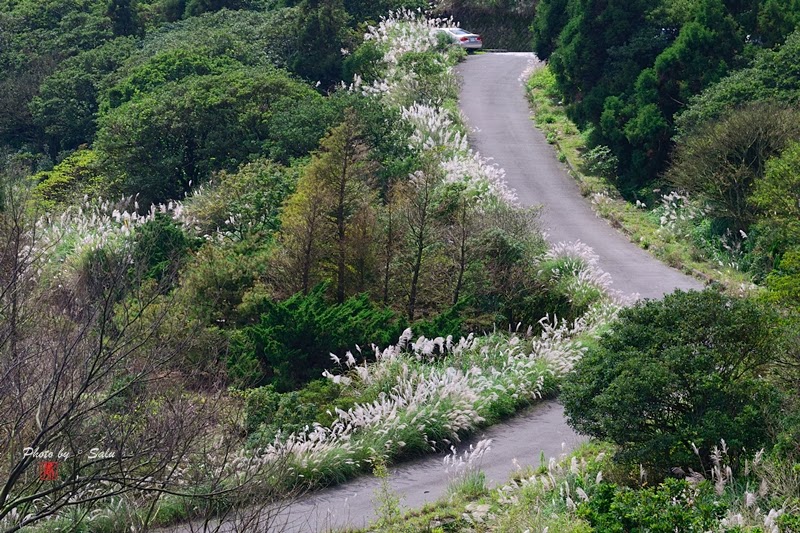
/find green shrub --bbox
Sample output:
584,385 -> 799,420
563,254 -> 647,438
765,249 -> 800,306
133,213 -> 195,283
243,385 -> 293,435
583,145 -> 618,180
178,237 -> 273,327
412,303 -> 464,341
778,512 -> 800,532
31,149 -> 103,209
228,284 -> 403,390
95,67 -> 332,204
577,479 -> 727,532
532,255 -> 605,324
562,289 -> 782,477
242,379 -> 354,441
184,158 -> 299,240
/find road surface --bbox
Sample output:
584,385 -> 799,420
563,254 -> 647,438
459,53 -> 702,299
169,53 -> 702,533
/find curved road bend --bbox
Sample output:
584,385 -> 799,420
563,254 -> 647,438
459,53 -> 702,299
169,54 -> 702,532
168,402 -> 581,532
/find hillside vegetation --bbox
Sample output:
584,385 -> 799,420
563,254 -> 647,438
0,2 -> 633,531
2,0 -> 799,531
531,0 -> 800,291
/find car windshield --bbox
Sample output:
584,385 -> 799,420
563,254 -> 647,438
450,28 -> 470,35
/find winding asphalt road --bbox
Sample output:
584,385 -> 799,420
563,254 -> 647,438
460,53 -> 702,299
171,54 -> 703,533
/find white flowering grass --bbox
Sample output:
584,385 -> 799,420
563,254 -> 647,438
236,240 -> 624,495
540,240 -> 638,306
32,195 -> 189,281
358,9 -> 458,105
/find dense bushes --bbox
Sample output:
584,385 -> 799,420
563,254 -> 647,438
532,0 -> 800,193
228,284 -> 403,390
562,290 -> 782,477
184,158 -> 299,240
241,379 -> 354,439
577,479 -> 726,532
675,30 -> 800,138
667,103 -> 800,232
95,67 -> 334,204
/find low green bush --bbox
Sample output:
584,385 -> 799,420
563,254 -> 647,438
562,289 -> 783,477
577,479 -> 727,532
778,512 -> 800,532
242,384 -> 319,440
228,284 -> 403,391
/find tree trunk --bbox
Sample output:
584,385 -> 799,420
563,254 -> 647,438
407,176 -> 431,321
453,202 -> 468,306
336,154 -> 349,304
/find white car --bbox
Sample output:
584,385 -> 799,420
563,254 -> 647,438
437,27 -> 483,52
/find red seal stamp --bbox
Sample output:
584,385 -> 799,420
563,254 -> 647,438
38,461 -> 59,481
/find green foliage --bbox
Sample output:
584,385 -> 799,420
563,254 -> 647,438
107,0 -> 142,36
228,284 -> 402,390
102,48 -> 242,111
133,213 -> 195,282
577,479 -> 727,532
135,8 -> 303,70
185,159 -> 299,239
242,384 -> 314,436
778,511 -> 800,532
752,141 -> 800,259
184,0 -> 248,17
668,103 -> 800,232
562,290 -> 782,476
288,0 -> 351,88
468,222 -> 548,328
529,254 -> 605,325
95,67 -> 331,204
531,0 -> 570,60
411,304 -> 464,340
582,145 -> 618,180
30,149 -> 102,208
30,37 -> 137,155
757,0 -> 800,48
342,39 -> 385,84
0,0 -> 113,68
242,379 -> 354,441
178,238 -> 273,327
343,0 -> 425,23
396,50 -> 458,103
0,0 -> 114,147
536,0 -> 800,191
676,30 -> 800,137
765,250 -> 800,307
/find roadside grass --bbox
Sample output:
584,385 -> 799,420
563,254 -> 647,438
525,66 -> 754,292
360,438 -> 800,533
356,441 -> 610,533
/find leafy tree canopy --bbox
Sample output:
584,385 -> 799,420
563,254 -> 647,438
533,0 -> 800,193
675,29 -> 800,138
30,37 -> 137,156
562,289 -> 782,477
228,284 -> 403,390
94,67 -> 335,204
667,103 -> 800,231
